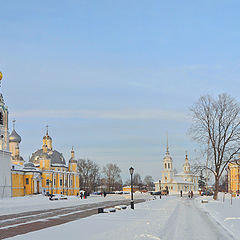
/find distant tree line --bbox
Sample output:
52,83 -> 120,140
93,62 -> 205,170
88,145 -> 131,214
77,159 -> 154,193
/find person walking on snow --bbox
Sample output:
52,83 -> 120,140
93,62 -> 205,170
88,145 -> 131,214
180,190 -> 183,197
190,190 -> 193,198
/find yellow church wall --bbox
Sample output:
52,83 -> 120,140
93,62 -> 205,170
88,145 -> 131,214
69,163 -> 77,172
228,163 -> 240,193
12,169 -> 79,197
39,159 -> 50,170
24,173 -> 34,195
12,172 -> 24,197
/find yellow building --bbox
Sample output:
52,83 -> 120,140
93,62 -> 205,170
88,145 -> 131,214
11,129 -> 80,197
228,161 -> 240,193
122,186 -> 140,193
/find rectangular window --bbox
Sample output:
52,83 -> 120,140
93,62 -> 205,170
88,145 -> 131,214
54,179 -> 56,186
60,179 -> 63,186
46,179 -> 49,185
26,178 -> 29,184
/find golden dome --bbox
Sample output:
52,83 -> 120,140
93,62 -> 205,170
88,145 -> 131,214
0,72 -> 2,81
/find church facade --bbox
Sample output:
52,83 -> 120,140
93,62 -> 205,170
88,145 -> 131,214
0,72 -> 79,197
11,128 -> 80,197
155,144 -> 198,193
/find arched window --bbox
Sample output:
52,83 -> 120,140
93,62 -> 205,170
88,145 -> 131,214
0,112 -> 3,125
165,163 -> 167,169
168,163 -> 170,168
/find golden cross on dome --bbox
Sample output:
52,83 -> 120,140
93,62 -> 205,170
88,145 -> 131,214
46,125 -> 49,135
166,131 -> 169,154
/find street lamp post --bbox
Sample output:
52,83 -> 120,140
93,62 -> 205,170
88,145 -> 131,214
129,167 -> 134,209
159,180 -> 161,199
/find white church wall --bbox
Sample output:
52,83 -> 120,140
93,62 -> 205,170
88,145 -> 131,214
0,150 -> 11,198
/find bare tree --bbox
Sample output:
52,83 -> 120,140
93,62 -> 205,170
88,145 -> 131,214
132,173 -> 142,186
190,94 -> 240,200
77,159 -> 100,192
143,175 -> 154,191
102,163 -> 122,191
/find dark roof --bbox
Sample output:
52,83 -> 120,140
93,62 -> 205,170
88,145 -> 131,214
30,149 -> 66,166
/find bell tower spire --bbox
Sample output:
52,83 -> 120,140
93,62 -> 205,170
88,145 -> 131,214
183,151 -> 191,173
166,132 -> 169,154
13,119 -> 16,130
42,125 -> 52,150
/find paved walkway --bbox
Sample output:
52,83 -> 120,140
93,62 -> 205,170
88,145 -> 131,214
0,199 -> 144,239
159,197 -> 234,240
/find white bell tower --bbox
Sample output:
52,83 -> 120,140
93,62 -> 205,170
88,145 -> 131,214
0,73 -> 9,151
161,136 -> 174,183
0,72 -> 12,198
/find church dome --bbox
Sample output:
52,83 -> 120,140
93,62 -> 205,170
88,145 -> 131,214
24,162 -> 36,169
9,129 -> 21,143
30,149 -> 66,166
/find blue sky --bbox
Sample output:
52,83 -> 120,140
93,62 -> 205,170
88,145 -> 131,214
1,0 -> 240,181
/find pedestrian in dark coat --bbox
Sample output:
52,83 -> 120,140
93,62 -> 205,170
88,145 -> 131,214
180,190 -> 183,197
190,190 -> 193,198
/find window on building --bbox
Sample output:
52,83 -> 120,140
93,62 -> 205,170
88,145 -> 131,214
165,163 -> 167,169
60,179 -> 63,186
0,112 -> 3,125
168,163 -> 170,168
26,178 -> 29,184
46,179 -> 49,185
54,179 -> 56,186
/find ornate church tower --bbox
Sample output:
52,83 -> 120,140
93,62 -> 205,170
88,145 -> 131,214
161,138 -> 174,183
183,152 -> 191,174
0,73 -> 9,151
9,120 -> 24,165
69,147 -> 77,172
42,126 -> 52,150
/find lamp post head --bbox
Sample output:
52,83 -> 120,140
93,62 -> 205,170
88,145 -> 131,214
129,167 -> 134,175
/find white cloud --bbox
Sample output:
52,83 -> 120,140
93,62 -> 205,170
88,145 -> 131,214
11,108 -> 190,122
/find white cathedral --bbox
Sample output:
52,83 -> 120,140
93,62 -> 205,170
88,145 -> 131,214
155,143 -> 198,193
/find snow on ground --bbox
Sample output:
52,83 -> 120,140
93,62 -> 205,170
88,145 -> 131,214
7,195 -> 237,240
196,193 -> 240,238
0,192 -> 150,216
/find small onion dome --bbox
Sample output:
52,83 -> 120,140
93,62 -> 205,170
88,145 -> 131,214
23,162 -> 36,169
9,129 -> 21,143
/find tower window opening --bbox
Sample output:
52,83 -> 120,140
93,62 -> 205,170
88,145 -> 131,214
165,163 -> 167,169
0,112 -> 3,125
168,163 -> 170,168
